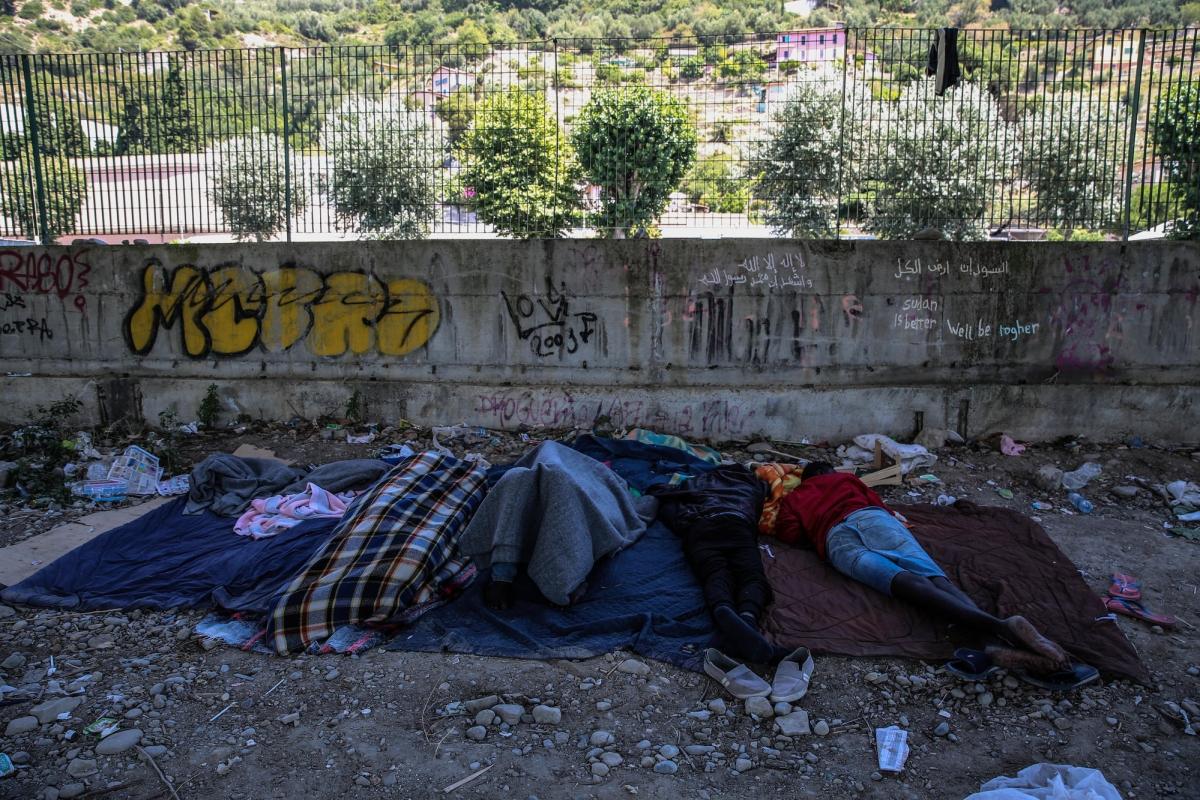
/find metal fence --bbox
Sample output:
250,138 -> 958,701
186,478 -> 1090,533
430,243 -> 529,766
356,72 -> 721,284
0,28 -> 1197,243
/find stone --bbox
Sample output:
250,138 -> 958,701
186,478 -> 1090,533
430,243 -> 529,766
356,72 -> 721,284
707,699 -> 726,715
1111,485 -> 1139,500
595,701 -> 612,712
978,692 -> 994,708
493,704 -> 524,725
4,715 -> 38,736
1,652 -> 26,670
140,745 -> 168,759
734,757 -> 754,772
463,695 -> 499,714
618,659 -> 650,676
96,728 -> 143,755
0,605 -> 14,618
658,744 -> 679,758
684,745 -> 715,755
934,722 -> 951,737
744,696 -> 773,718
1187,666 -> 1199,677
31,696 -> 83,725
1105,716 -> 1119,726
465,726 -> 487,741
653,760 -> 678,775
1053,717 -> 1072,731
474,709 -> 496,726
124,708 -> 143,720
58,784 -> 86,799
775,710 -> 810,737
66,758 -> 98,778
590,730 -> 615,747
773,702 -> 792,716
813,720 -> 830,736
1035,465 -> 1064,492
277,712 -> 300,726
591,762 -> 610,777
600,752 -> 624,767
531,705 -> 561,725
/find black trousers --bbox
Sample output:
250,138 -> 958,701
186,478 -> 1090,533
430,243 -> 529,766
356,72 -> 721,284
683,516 -> 772,619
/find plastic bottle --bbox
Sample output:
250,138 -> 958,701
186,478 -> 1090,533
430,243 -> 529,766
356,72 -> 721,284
1066,492 -> 1094,514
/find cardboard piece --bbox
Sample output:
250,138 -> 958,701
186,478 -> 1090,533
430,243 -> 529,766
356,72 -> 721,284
0,497 -> 171,587
231,443 -> 293,466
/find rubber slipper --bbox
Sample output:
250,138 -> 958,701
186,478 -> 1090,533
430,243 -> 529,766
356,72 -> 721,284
944,647 -> 999,680
1103,595 -> 1177,627
1016,662 -> 1100,692
703,648 -> 772,700
1107,572 -> 1142,601
769,646 -> 815,703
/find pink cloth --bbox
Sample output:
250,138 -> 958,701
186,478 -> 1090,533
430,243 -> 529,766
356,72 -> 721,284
1000,435 -> 1027,456
234,483 -> 356,539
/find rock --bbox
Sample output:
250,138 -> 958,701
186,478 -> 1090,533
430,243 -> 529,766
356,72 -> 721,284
1,652 -> 26,670
140,745 -> 168,759
590,762 -> 611,779
66,758 -> 98,778
1111,485 -> 1139,500
465,726 -> 487,741
531,705 -> 561,725
58,784 -> 86,799
684,745 -> 715,755
1035,465 -> 1064,492
0,605 -> 14,618
978,692 -> 994,708
658,744 -> 679,758
934,722 -> 951,737
744,696 -> 773,718
323,669 -> 339,681
87,635 -> 115,650
463,695 -> 499,714
595,701 -> 612,712
773,702 -> 792,716
639,756 -> 655,768
1187,666 -> 1199,677
775,710 -> 810,736
1053,717 -> 1072,731
124,707 -> 143,720
1105,716 -> 1119,726
277,712 -> 300,726
31,696 -> 83,725
600,752 -> 624,767
4,715 -> 38,736
493,704 -> 524,725
707,699 -> 726,715
813,720 -> 830,736
96,728 -> 143,755
590,730 -> 615,747
653,760 -> 678,775
865,671 -> 886,684
734,757 -> 754,772
618,659 -> 650,676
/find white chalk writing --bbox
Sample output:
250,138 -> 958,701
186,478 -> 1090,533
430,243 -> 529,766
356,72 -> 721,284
698,252 -> 814,291
894,257 -> 1009,280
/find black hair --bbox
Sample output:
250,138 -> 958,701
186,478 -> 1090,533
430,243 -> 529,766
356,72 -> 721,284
801,460 -> 836,480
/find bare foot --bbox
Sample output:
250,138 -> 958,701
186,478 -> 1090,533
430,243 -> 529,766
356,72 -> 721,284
999,616 -> 1070,668
985,644 -> 1061,674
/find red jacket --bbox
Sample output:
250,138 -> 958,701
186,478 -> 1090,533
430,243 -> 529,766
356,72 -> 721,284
774,472 -> 890,559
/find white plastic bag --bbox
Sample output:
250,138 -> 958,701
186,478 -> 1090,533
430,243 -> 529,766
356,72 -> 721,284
964,763 -> 1122,800
838,434 -> 937,475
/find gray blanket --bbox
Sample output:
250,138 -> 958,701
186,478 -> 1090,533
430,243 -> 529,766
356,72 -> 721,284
185,455 -> 306,517
459,441 -> 653,606
281,459 -> 392,495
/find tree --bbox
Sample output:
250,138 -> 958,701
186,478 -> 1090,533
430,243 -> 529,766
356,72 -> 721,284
684,152 -> 747,213
455,88 -> 581,238
866,81 -> 1016,240
323,109 -> 437,239
455,18 -> 490,62
114,86 -> 152,155
0,154 -> 86,240
208,134 -> 306,242
156,58 -> 200,152
435,87 -> 477,145
717,49 -> 766,87
1020,98 -> 1125,232
1151,83 -> 1200,238
572,85 -> 697,238
753,77 -> 860,236
29,88 -> 87,157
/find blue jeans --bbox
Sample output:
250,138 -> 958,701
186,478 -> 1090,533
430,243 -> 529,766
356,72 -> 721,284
825,508 -> 945,596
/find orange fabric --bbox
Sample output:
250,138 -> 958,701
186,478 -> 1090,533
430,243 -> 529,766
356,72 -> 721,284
755,463 -> 805,536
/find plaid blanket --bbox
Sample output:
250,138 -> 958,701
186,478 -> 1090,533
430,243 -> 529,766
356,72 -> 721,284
266,451 -> 487,654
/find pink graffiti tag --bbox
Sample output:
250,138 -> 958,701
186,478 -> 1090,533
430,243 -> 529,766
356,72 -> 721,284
0,249 -> 91,312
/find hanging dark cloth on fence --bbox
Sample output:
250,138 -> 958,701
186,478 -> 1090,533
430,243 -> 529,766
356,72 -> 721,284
927,27 -> 961,96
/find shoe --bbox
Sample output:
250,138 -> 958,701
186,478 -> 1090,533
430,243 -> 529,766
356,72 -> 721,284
703,648 -> 771,699
768,646 -> 815,703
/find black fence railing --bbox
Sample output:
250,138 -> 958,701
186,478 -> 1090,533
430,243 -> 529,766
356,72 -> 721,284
0,28 -> 1197,243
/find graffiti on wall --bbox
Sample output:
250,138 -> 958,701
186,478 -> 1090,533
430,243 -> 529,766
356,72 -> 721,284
697,251 -> 814,292
0,249 -> 91,313
124,261 -> 440,358
1048,254 -> 1125,371
475,390 -> 756,437
501,280 -> 598,358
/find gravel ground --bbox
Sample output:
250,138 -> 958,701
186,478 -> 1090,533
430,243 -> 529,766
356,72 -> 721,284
1,424 -> 1198,800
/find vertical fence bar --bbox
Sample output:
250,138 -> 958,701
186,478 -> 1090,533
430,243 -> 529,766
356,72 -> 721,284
19,53 -> 50,244
1121,29 -> 1147,241
280,47 -> 293,243
835,28 -> 851,240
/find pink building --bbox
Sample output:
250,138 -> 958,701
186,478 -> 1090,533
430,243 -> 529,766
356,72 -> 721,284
776,25 -> 847,64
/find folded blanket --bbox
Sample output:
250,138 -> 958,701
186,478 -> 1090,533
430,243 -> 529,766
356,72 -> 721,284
459,441 -> 650,606
281,459 -> 392,495
266,451 -> 486,654
234,483 -> 357,539
185,455 -> 306,517
756,463 -> 804,535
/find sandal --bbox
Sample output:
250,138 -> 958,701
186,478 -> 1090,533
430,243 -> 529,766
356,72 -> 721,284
1103,595 -> 1177,627
769,646 -> 815,703
703,648 -> 772,699
944,647 -> 999,681
1107,573 -> 1142,601
1016,662 -> 1100,692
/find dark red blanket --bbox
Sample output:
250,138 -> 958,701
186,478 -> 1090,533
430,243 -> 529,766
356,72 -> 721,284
760,502 -> 1148,684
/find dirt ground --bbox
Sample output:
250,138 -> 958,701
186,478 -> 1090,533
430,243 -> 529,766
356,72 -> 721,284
1,422 -> 1198,800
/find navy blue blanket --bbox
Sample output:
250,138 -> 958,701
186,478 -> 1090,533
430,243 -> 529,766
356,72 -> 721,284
386,520 -> 712,671
0,497 -> 337,613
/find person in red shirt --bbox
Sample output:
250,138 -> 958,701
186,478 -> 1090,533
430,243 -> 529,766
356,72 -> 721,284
776,462 -> 1069,672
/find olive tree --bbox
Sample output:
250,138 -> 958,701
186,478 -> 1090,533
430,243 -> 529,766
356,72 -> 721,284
572,85 -> 697,238
208,134 -> 306,242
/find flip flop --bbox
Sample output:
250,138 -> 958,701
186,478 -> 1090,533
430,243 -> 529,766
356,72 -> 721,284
769,646 -> 815,703
703,648 -> 772,700
1103,595 -> 1177,627
1107,573 -> 1142,601
944,647 -> 999,681
1016,662 -> 1100,692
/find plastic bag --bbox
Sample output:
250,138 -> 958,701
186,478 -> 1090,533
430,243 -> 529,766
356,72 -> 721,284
964,763 -> 1122,800
1060,462 -> 1102,491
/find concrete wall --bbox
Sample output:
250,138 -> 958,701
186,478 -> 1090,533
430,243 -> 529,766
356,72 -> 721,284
1,239 -> 1197,442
